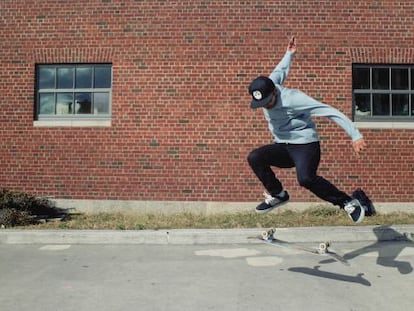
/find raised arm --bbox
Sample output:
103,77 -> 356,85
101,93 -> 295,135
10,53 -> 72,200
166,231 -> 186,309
269,36 -> 297,85
287,36 -> 297,53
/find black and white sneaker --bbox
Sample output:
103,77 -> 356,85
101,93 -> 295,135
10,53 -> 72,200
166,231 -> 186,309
352,188 -> 376,216
256,191 -> 289,214
344,199 -> 365,223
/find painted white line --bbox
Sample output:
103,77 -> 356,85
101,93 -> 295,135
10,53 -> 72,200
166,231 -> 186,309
39,245 -> 72,251
195,248 -> 261,258
246,256 -> 283,267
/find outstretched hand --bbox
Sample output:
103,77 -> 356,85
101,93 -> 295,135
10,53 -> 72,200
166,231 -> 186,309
287,36 -> 297,54
352,138 -> 367,158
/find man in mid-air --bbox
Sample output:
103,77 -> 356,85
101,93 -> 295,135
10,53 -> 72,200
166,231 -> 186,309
247,37 -> 373,223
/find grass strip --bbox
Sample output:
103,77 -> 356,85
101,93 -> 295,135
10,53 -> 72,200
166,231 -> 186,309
16,206 -> 414,230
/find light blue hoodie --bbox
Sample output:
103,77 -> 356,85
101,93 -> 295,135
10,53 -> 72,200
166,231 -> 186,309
264,51 -> 362,144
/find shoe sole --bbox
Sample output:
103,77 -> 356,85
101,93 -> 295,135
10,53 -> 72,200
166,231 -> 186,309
255,201 -> 289,214
348,200 -> 365,223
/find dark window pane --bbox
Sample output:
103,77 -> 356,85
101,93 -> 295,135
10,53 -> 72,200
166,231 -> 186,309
372,68 -> 389,89
391,68 -> 408,90
412,94 -> 414,117
56,93 -> 74,115
39,93 -> 55,114
76,67 -> 93,88
354,94 -> 371,117
75,93 -> 92,114
392,94 -> 409,116
38,67 -> 55,89
57,68 -> 74,88
412,69 -> 414,90
94,66 -> 111,88
372,94 -> 390,116
94,93 -> 110,114
353,67 -> 370,89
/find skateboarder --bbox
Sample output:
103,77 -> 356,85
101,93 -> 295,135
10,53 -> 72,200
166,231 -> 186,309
247,37 -> 371,223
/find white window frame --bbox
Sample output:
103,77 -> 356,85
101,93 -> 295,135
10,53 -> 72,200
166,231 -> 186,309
34,64 -> 112,127
353,64 -> 414,129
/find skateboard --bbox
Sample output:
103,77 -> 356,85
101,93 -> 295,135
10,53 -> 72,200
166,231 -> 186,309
256,228 -> 350,266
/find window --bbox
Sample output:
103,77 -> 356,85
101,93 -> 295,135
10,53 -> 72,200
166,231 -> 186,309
36,64 -> 112,120
352,65 -> 414,121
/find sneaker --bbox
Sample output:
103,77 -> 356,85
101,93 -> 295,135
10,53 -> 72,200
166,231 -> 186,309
344,199 -> 365,223
256,191 -> 289,214
352,188 -> 376,216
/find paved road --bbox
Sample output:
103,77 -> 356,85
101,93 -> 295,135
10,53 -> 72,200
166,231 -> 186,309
1,240 -> 413,311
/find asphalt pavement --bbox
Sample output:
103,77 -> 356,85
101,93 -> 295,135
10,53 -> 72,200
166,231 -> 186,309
1,225 -> 414,311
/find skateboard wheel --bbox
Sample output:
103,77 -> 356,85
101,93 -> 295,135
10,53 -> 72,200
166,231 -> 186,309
261,228 -> 274,240
318,242 -> 328,254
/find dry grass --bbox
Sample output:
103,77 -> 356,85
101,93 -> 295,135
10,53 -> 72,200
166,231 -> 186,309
17,206 -> 414,230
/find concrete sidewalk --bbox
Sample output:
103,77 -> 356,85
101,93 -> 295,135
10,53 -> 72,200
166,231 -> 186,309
1,241 -> 414,311
1,225 -> 413,245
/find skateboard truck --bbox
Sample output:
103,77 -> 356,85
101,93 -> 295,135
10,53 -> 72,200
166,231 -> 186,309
261,228 -> 275,241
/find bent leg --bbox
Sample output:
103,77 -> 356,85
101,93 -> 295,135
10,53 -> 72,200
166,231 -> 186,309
247,144 -> 293,195
288,142 -> 351,207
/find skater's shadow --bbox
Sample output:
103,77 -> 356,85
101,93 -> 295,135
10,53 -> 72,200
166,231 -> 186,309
287,226 -> 413,286
343,225 -> 414,275
288,266 -> 371,286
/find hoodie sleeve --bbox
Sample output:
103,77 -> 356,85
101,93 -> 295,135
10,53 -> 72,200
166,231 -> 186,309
287,89 -> 363,142
269,51 -> 294,86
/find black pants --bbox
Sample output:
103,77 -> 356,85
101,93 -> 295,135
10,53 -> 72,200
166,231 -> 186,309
247,142 -> 351,207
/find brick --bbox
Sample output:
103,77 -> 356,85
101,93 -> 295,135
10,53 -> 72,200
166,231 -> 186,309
0,0 -> 413,203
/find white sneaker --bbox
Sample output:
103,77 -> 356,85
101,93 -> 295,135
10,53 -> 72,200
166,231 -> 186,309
344,199 -> 365,223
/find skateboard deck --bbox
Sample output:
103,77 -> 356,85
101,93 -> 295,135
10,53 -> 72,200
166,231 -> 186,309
255,228 -> 350,266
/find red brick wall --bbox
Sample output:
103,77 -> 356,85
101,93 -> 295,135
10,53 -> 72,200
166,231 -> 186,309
1,0 -> 414,203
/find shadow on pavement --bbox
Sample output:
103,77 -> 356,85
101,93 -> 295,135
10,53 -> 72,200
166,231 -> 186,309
287,225 -> 414,286
343,225 -> 414,275
288,266 -> 371,287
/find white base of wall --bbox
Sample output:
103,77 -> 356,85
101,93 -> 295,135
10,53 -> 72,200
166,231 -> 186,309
53,199 -> 414,215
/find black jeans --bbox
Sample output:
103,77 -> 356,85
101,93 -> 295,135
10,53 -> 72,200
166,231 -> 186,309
247,142 -> 351,207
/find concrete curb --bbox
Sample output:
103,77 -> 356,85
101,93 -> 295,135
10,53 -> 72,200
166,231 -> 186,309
1,225 -> 413,245
53,199 -> 414,215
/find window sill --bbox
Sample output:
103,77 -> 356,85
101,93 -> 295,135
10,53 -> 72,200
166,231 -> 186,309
355,121 -> 414,129
34,118 -> 111,127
